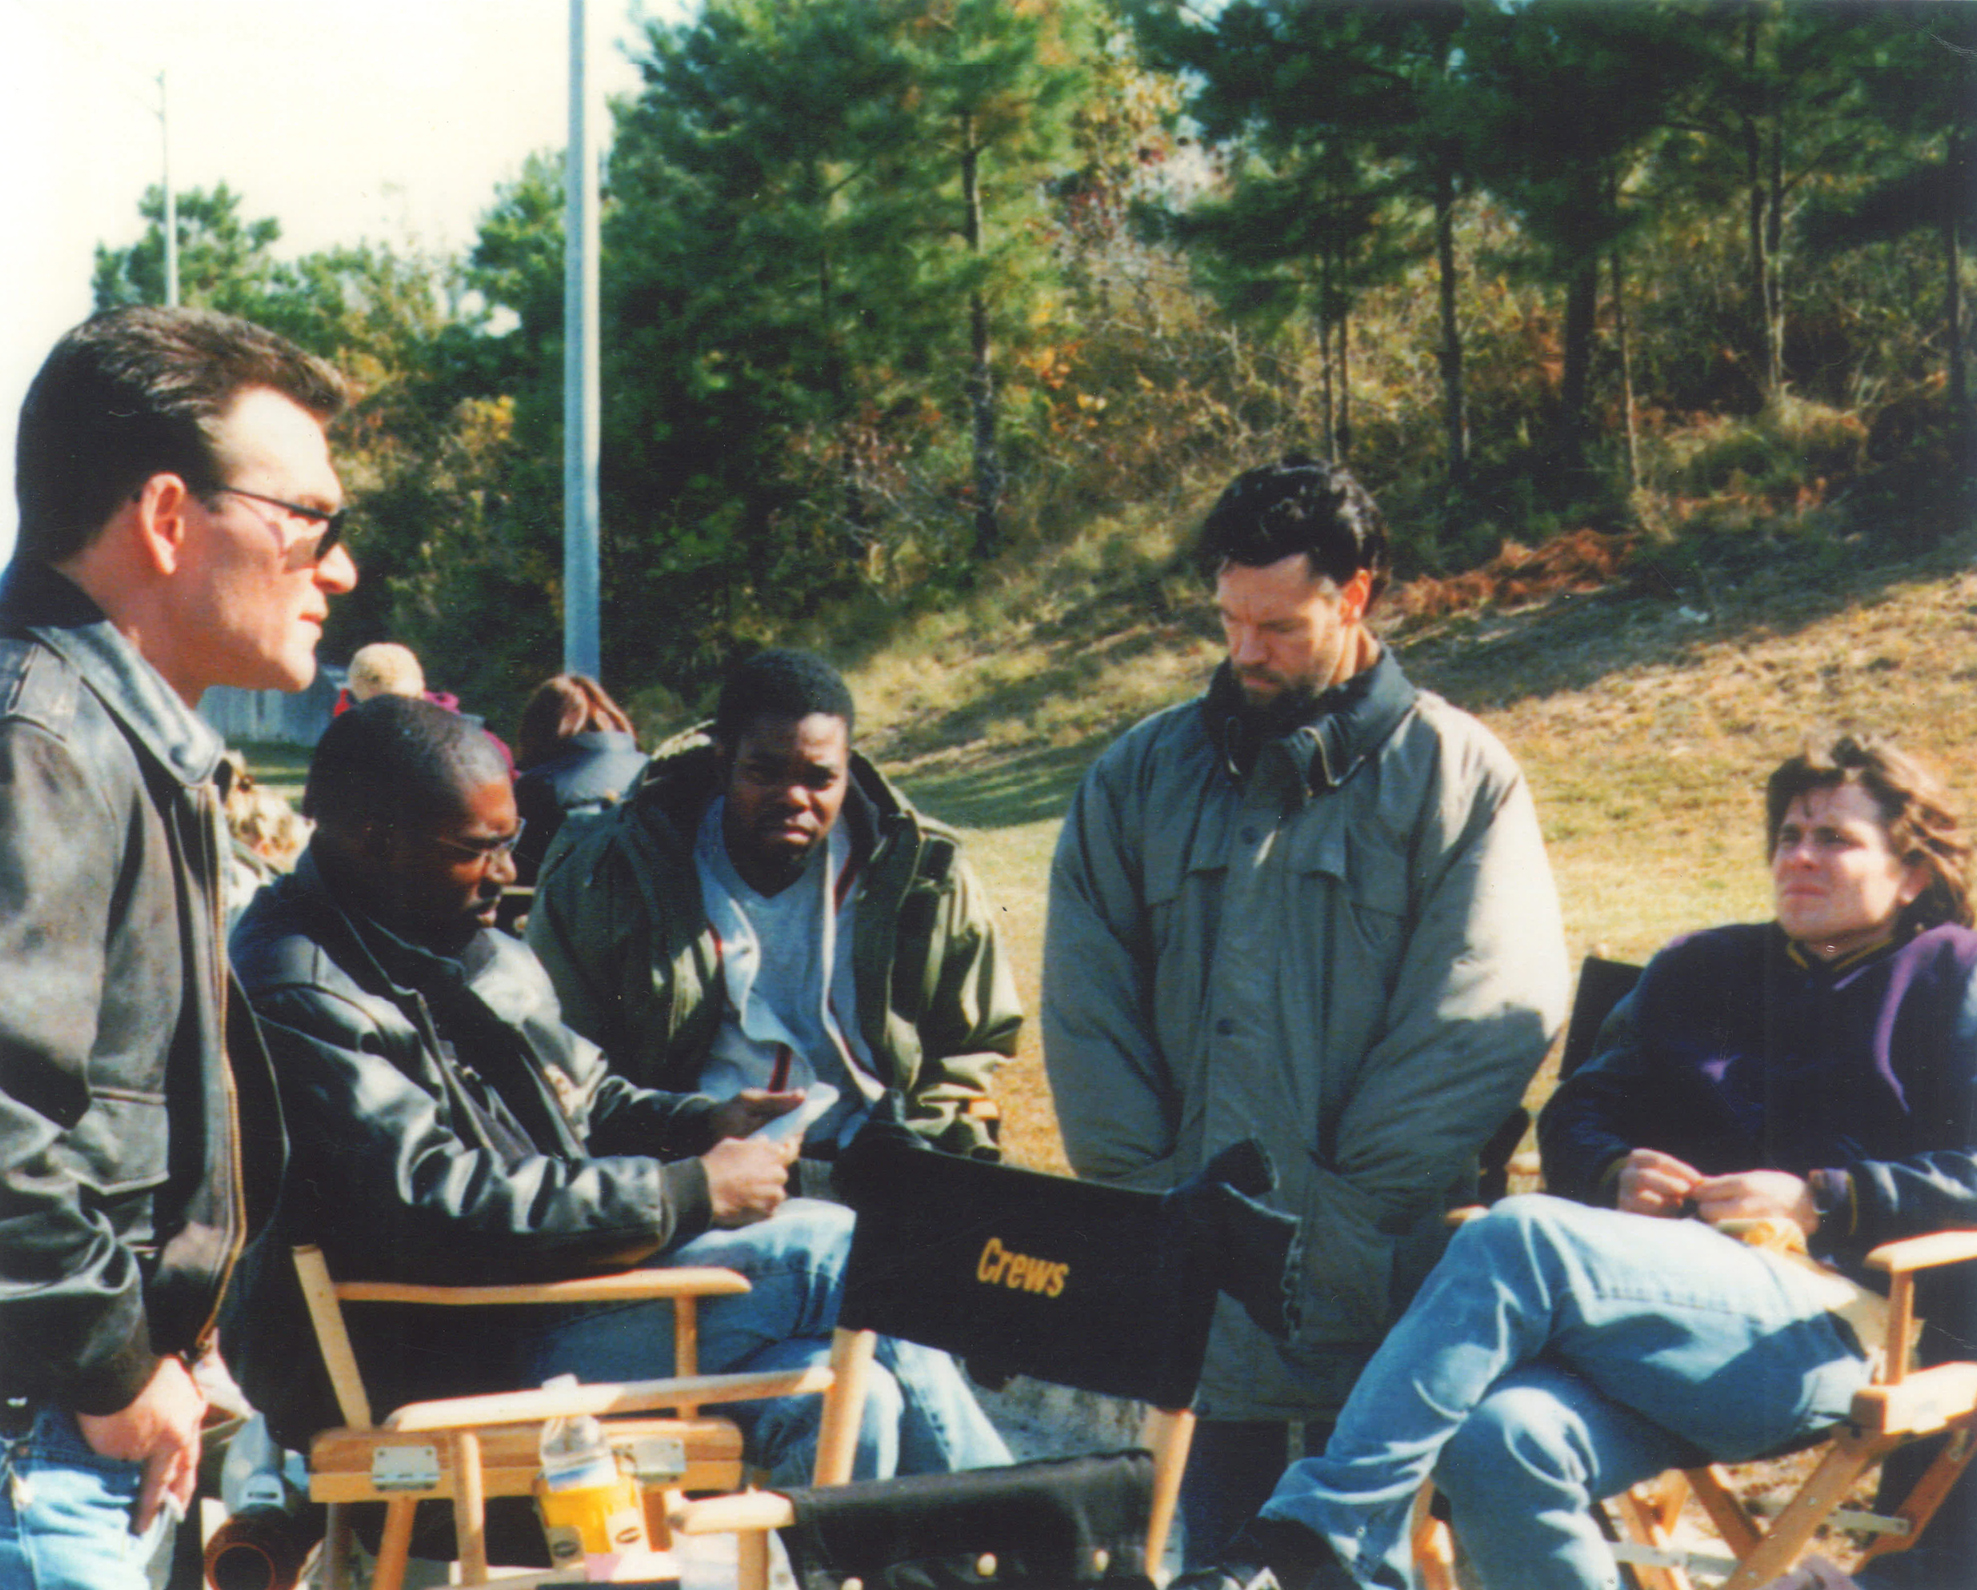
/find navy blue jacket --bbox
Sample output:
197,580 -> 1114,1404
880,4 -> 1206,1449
1540,921 -> 1977,1343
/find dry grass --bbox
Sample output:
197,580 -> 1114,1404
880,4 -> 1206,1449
853,517 -> 1977,1174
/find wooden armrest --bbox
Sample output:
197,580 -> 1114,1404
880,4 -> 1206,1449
384,1364 -> 836,1432
336,1267 -> 752,1306
1865,1231 -> 1977,1276
1850,1362 -> 1977,1438
1446,1205 -> 1488,1227
672,1491 -> 796,1534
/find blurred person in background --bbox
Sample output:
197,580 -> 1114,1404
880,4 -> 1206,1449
510,672 -> 647,886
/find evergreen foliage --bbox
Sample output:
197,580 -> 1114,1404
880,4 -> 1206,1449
87,0 -> 1975,725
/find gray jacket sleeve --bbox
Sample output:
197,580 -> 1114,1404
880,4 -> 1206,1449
1042,741 -> 1184,1190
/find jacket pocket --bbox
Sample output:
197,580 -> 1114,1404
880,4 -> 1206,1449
57,1088 -> 170,1197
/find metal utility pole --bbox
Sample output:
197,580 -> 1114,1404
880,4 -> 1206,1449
562,0 -> 602,679
158,71 -> 178,306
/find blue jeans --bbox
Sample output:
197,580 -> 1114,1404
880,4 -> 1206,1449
0,1407 -> 171,1590
1258,1195 -> 1872,1590
516,1199 -> 1010,1486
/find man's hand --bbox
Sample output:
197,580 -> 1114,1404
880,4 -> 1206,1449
1615,1148 -> 1704,1217
1692,1170 -> 1819,1235
707,1088 -> 805,1141
76,1354 -> 205,1535
703,1135 -> 798,1226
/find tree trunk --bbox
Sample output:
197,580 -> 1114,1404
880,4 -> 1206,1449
1434,169 -> 1468,492
1948,120 -> 1967,418
1336,305 -> 1351,461
1558,255 -> 1599,467
1612,239 -> 1637,493
960,118 -> 1001,562
1766,112 -> 1786,396
1744,6 -> 1779,400
1318,296 -> 1335,463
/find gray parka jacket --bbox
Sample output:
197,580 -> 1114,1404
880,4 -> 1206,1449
528,737 -> 1019,1158
1043,652 -> 1568,1419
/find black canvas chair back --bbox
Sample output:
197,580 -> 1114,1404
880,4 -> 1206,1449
1559,956 -> 1644,1082
777,1450 -> 1158,1589
835,1135 -> 1218,1412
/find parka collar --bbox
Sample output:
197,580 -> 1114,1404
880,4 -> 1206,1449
0,559 -> 225,787
1203,646 -> 1418,796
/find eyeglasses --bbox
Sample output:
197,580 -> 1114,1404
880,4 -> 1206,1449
208,485 -> 350,566
426,819 -> 526,868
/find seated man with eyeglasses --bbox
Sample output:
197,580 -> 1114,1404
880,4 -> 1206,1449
222,695 -> 1010,1493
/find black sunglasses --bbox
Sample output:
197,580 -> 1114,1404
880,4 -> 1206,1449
208,485 -> 350,565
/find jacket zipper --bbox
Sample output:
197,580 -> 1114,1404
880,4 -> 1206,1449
189,780 -> 247,1358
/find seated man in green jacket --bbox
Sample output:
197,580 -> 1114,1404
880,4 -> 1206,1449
530,649 -> 1019,1181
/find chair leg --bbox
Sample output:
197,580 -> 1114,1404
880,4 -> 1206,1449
372,1497 -> 418,1590
1860,1426 -> 1977,1565
812,1329 -> 877,1486
1409,1486 -> 1458,1590
1683,1466 -> 1761,1560
1612,1486 -> 1695,1590
451,1430 -> 489,1585
1720,1435 -> 1885,1590
738,1522 -> 772,1590
1139,1404 -> 1195,1577
320,1502 -> 353,1590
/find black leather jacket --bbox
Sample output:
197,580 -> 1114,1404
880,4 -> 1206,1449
225,847 -> 722,1445
0,561 -> 282,1414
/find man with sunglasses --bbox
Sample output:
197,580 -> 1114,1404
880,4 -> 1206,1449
222,696 -> 1010,1512
0,306 -> 356,1589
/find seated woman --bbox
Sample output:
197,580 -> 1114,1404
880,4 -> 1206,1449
1179,735 -> 1977,1590
511,672 -> 648,885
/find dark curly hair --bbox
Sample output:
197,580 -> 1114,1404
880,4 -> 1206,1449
1766,734 -> 1973,933
1195,453 -> 1389,609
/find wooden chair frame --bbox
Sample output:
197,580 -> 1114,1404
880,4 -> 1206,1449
1599,1229 -> 1977,1590
292,1243 -> 835,1590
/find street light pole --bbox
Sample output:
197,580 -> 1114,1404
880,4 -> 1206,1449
158,70 -> 178,307
563,0 -> 602,679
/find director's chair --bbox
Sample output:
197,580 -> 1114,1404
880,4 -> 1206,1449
292,1244 -> 836,1590
673,1109 -> 1303,1587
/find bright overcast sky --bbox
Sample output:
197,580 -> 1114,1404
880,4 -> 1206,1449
0,0 -> 679,562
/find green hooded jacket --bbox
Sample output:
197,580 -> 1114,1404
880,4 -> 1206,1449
529,735 -> 1019,1158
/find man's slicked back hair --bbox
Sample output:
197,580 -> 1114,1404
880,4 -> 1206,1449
1196,452 -> 1390,608
714,648 -> 855,745
15,305 -> 347,566
305,696 -> 508,834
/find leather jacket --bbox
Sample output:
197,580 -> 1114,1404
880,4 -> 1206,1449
0,561 -> 282,1414
225,847 -> 722,1445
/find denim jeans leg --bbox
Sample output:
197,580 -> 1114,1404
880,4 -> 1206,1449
0,1408 -> 167,1590
1258,1195 -> 1871,1589
870,1338 -> 1011,1476
717,1333 -> 903,1487
517,1200 -> 1003,1482
1435,1364 -> 1703,1590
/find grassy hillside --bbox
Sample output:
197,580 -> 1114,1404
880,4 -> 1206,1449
843,501 -> 1977,1173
